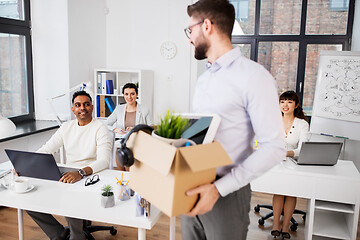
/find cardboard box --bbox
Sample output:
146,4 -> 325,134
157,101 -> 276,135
128,131 -> 233,217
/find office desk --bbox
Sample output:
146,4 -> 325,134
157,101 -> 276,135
0,161 -> 161,240
251,159 -> 360,240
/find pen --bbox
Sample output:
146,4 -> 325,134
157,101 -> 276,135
116,177 -> 122,185
255,140 -> 259,148
335,136 -> 349,139
125,179 -> 130,186
320,133 -> 333,137
121,172 -> 123,183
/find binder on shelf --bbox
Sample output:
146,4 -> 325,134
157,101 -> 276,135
96,95 -> 100,117
106,80 -> 114,94
104,97 -> 116,113
99,95 -> 106,117
97,73 -> 102,94
101,73 -> 107,94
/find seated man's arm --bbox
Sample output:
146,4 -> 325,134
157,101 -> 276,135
37,127 -> 64,154
88,124 -> 112,173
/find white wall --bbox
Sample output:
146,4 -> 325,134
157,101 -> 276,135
31,0 -> 106,121
31,0 -> 70,120
106,0 -> 192,123
68,0 -> 107,101
352,0 -> 360,51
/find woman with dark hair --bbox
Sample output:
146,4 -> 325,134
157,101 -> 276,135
106,83 -> 152,170
271,90 -> 309,239
106,83 -> 152,134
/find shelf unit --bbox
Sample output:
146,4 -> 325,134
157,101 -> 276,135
94,69 -> 154,119
312,200 -> 355,240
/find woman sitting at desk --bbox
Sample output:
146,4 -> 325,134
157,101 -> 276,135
106,83 -> 152,170
271,90 -> 309,239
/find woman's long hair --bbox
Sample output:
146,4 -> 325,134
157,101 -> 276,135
279,90 -> 306,120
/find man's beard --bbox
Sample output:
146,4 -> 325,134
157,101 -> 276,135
194,39 -> 209,60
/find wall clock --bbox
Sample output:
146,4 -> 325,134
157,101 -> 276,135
160,41 -> 177,60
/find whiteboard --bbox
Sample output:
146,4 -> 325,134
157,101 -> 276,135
310,51 -> 360,141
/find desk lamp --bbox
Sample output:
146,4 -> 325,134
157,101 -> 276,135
47,82 -> 93,126
0,115 -> 16,138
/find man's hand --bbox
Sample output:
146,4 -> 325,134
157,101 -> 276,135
185,183 -> 220,217
59,171 -> 82,183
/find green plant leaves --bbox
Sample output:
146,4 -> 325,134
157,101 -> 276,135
157,110 -> 190,139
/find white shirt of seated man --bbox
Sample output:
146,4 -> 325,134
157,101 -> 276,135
38,93 -> 112,183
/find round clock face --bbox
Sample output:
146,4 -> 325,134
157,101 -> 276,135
160,41 -> 177,60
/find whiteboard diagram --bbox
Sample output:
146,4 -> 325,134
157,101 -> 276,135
313,52 -> 360,123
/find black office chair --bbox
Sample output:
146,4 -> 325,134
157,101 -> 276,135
82,220 -> 117,240
254,204 -> 306,231
64,221 -> 117,240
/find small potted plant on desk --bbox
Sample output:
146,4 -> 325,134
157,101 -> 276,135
152,110 -> 190,144
101,184 -> 115,208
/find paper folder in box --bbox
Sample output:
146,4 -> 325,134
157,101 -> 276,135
127,131 -> 233,217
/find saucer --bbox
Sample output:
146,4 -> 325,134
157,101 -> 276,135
7,183 -> 35,193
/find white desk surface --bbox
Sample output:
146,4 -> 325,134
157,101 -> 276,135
0,161 -> 161,230
251,159 -> 360,204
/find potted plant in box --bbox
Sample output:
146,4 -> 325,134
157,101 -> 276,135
101,184 -> 115,208
152,111 -> 190,144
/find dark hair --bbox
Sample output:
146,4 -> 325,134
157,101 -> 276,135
279,90 -> 306,120
72,90 -> 92,104
122,83 -> 138,94
187,0 -> 235,39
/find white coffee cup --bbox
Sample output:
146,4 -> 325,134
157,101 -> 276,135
14,177 -> 29,193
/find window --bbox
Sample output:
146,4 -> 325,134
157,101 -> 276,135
231,0 -> 355,115
329,0 -> 349,11
0,0 -> 33,122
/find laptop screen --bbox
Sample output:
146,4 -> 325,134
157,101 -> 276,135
5,149 -> 63,181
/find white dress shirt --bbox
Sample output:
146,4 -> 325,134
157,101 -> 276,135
285,117 -> 309,157
193,47 -> 286,197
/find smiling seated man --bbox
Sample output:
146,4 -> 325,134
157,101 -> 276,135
26,90 -> 112,240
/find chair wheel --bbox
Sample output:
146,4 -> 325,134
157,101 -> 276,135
110,228 -> 117,235
258,218 -> 265,225
290,224 -> 297,232
254,205 -> 260,212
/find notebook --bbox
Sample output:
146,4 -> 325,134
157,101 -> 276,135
290,142 -> 343,166
5,149 -> 76,181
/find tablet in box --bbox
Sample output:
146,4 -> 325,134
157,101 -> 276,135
127,114 -> 232,217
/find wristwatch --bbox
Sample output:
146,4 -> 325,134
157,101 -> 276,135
78,169 -> 86,178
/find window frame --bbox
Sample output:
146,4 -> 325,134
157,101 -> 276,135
0,0 -> 34,123
231,0 -> 355,112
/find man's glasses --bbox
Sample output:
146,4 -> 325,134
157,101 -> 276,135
184,20 -> 204,39
85,174 -> 100,186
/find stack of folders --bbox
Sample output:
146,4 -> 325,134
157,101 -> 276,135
97,72 -> 115,94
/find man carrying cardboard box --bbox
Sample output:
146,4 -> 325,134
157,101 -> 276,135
182,0 -> 286,239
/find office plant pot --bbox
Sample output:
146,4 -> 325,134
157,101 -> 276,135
151,130 -> 176,145
101,194 -> 115,208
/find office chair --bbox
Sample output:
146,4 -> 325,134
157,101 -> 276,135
254,204 -> 306,231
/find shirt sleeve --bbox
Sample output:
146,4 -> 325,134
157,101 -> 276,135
88,124 -> 112,173
144,108 -> 153,126
293,120 -> 310,157
214,70 -> 286,197
37,127 -> 64,154
105,106 -> 118,130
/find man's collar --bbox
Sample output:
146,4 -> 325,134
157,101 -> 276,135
206,47 -> 241,72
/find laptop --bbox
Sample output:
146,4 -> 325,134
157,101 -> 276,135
290,142 -> 343,166
178,113 -> 221,144
5,149 -> 76,181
